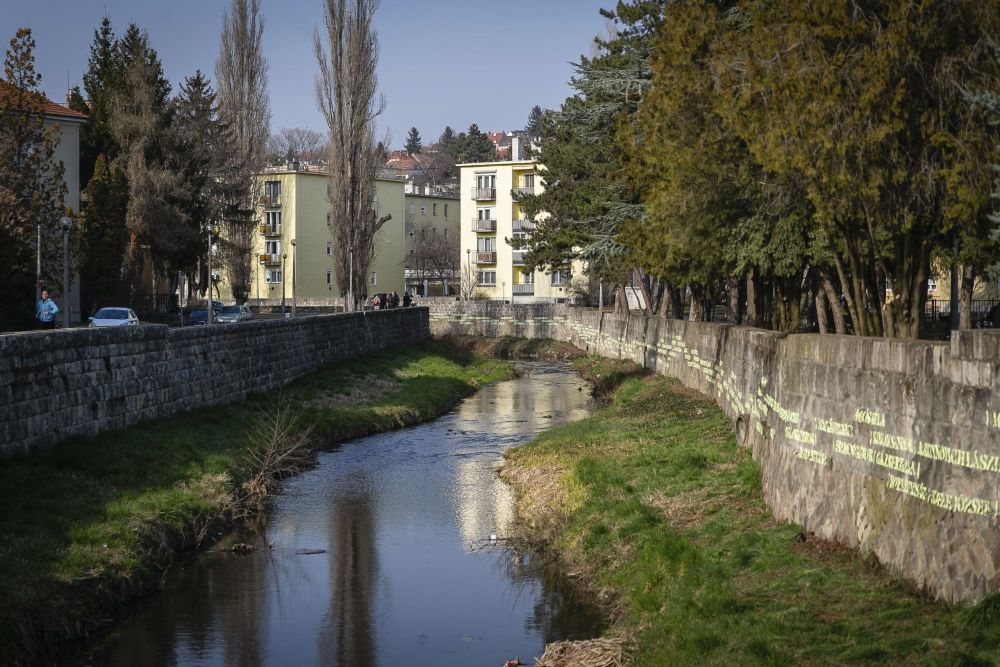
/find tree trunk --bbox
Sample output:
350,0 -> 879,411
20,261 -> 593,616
819,270 -> 847,335
635,268 -> 655,316
662,282 -> 682,319
726,274 -> 741,324
745,268 -> 760,328
816,287 -> 829,334
959,264 -> 974,330
614,284 -> 627,315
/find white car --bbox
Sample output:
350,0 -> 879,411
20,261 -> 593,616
89,307 -> 140,327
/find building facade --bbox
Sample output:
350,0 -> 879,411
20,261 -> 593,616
46,100 -> 84,321
244,164 -> 406,305
404,191 -> 460,296
459,159 -> 582,302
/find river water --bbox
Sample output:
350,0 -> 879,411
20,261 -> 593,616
69,362 -> 603,667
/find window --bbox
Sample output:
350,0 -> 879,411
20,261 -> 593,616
326,212 -> 332,227
477,207 -> 495,220
476,174 -> 495,191
265,269 -> 283,283
265,240 -> 281,256
265,211 -> 281,230
477,237 -> 496,252
326,270 -> 333,286
408,202 -> 415,215
444,204 -> 449,217
264,180 -> 281,198
477,270 -> 496,285
551,269 -> 571,286
420,227 -> 426,239
523,174 -> 534,188
523,271 -> 534,284
433,203 -> 437,216
408,224 -> 414,237
326,241 -> 333,256
420,204 -> 427,215
370,271 -> 377,286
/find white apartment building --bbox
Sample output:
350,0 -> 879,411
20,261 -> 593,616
459,157 -> 581,302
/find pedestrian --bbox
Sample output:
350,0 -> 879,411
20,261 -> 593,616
390,291 -> 399,308
402,292 -> 412,307
36,288 -> 59,330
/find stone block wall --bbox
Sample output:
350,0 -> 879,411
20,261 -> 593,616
429,302 -> 1000,603
0,308 -> 430,456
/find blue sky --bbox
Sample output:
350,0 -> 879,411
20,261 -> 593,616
6,0 -> 612,148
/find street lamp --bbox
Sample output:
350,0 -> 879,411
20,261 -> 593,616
502,281 -> 506,304
465,249 -> 471,302
60,216 -> 71,328
281,253 -> 288,317
206,225 -> 219,325
290,239 -> 297,318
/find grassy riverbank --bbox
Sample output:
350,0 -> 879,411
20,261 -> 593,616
504,357 -> 1000,666
0,340 -> 513,665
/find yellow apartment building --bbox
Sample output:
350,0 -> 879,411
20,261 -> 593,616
404,191 -> 460,296
459,159 -> 583,302
238,164 -> 406,304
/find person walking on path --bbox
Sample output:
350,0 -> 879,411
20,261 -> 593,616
402,292 -> 412,307
36,289 -> 59,330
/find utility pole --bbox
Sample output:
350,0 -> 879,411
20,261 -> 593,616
60,216 -> 71,328
282,253 -> 288,317
206,225 -> 217,325
291,239 -> 297,317
36,223 -> 42,307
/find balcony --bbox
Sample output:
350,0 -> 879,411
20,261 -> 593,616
512,251 -> 527,265
260,254 -> 282,266
512,283 -> 535,295
471,187 -> 496,201
260,194 -> 282,207
512,219 -> 534,232
512,186 -> 535,197
260,225 -> 281,236
476,251 -> 497,264
472,218 -> 496,232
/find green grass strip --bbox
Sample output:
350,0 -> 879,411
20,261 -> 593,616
505,368 -> 1000,666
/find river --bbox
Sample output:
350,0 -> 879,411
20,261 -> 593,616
67,362 -> 604,667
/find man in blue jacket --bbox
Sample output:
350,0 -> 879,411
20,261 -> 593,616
36,288 -> 59,330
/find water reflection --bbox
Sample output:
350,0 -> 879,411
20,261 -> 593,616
67,363 -> 602,667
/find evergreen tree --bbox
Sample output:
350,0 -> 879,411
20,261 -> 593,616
524,105 -> 543,136
404,126 -> 422,154
437,125 -> 456,152
0,29 -> 70,327
80,155 -> 129,310
453,123 -> 496,163
79,17 -> 122,187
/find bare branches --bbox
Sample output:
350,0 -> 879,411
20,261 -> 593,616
215,0 -> 270,303
314,0 -> 385,310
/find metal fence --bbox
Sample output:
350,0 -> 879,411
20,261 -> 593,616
923,299 -> 1000,322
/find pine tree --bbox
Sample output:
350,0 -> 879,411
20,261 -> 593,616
437,125 -> 455,152
453,123 -> 496,163
80,155 -> 129,310
404,126 -> 422,154
0,29 -> 69,327
524,105 -> 543,136
79,17 -> 122,187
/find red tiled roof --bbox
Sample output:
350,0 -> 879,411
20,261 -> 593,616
0,80 -> 86,120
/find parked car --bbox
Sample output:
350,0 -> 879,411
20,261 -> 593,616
89,307 -> 139,327
187,309 -> 210,326
217,304 -> 253,323
975,304 -> 1000,329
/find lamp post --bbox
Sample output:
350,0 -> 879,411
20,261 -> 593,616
290,239 -> 297,317
465,249 -> 471,302
206,225 -> 218,325
36,223 -> 42,308
281,253 -> 288,317
502,281 -> 506,304
60,216 -> 71,328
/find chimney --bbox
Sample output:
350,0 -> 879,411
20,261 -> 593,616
511,136 -> 520,161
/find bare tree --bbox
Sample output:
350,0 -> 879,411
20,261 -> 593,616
460,260 -> 479,301
409,230 -> 457,295
215,0 -> 270,304
314,0 -> 386,311
268,127 -> 327,162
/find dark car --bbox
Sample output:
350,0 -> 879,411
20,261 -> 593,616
975,304 -> 1000,329
187,309 -> 210,326
217,304 -> 253,323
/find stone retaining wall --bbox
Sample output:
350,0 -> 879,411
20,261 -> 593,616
0,308 -> 430,456
429,302 -> 1000,603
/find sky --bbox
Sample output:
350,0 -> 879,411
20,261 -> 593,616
6,0 -> 612,149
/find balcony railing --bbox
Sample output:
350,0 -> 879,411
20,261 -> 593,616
512,186 -> 535,197
512,219 -> 534,232
260,254 -> 282,266
472,187 -> 496,200
472,218 -> 497,232
512,283 -> 535,295
512,251 -> 527,265
476,251 -> 497,264
260,194 -> 282,207
260,225 -> 281,236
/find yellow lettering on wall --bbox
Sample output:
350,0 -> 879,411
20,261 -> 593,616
786,427 -> 817,446
854,408 -> 886,427
988,411 -> 1000,430
796,446 -> 828,465
870,430 -> 915,454
816,418 -> 855,438
834,440 -> 920,477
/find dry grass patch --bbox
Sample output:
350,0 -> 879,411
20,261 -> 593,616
535,633 -> 636,667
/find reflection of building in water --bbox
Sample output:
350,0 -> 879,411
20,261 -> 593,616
455,457 -> 517,545
318,478 -> 378,667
